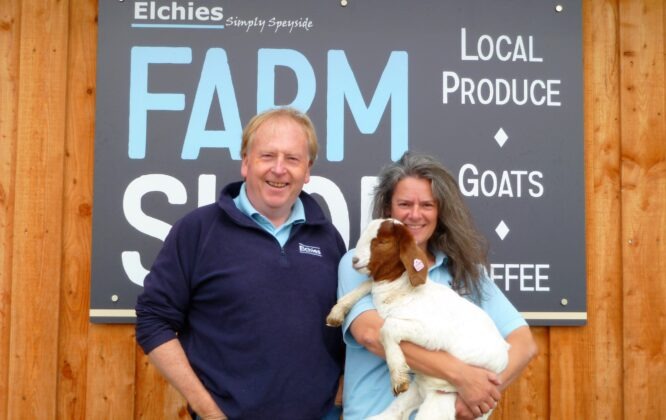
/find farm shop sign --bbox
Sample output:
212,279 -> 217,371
91,0 -> 585,326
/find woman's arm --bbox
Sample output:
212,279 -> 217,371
497,325 -> 538,390
350,310 -> 502,418
454,325 -> 537,419
350,311 -> 537,419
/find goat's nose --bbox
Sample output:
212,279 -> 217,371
352,257 -> 359,265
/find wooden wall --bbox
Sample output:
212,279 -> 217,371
0,0 -> 664,418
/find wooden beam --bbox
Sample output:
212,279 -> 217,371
619,0 -> 666,416
84,325 -> 137,419
7,0 -> 70,418
0,0 -> 21,416
550,0 -> 624,418
56,0 -> 97,418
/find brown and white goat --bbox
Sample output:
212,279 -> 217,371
327,218 -> 509,420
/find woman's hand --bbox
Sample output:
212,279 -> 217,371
453,364 -> 502,408
455,397 -> 476,420
454,395 -> 497,420
449,363 -> 501,418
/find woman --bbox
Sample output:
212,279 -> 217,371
338,152 -> 537,419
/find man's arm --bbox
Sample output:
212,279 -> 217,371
148,339 -> 226,420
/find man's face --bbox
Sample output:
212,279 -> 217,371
241,117 -> 311,226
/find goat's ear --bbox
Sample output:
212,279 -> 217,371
395,223 -> 428,287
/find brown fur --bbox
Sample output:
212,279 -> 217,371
367,220 -> 428,287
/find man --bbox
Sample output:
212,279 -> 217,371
136,108 -> 345,420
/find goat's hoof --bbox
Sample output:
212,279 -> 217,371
325,307 -> 344,327
389,364 -> 411,395
325,317 -> 342,327
392,380 -> 409,396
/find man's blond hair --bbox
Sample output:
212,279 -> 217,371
241,107 -> 318,164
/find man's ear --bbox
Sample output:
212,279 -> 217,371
396,223 -> 428,287
304,163 -> 311,184
240,155 -> 249,179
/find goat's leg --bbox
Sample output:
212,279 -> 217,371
414,390 -> 457,420
380,317 -> 429,349
326,280 -> 372,326
380,318 -> 423,395
366,384 -> 422,420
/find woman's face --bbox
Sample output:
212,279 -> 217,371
389,177 -> 439,251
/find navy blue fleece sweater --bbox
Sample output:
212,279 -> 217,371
136,182 -> 345,419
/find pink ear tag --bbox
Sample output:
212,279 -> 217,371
413,258 -> 425,272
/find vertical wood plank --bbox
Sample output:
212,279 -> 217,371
0,1 -> 21,417
56,0 -> 97,418
0,1 -> 663,418
619,0 -> 666,417
135,350 -> 189,419
85,325 -> 137,419
494,327 -> 549,420
6,1 -> 69,418
551,1 -> 624,418
548,327 -> 579,419
579,0 -> 625,417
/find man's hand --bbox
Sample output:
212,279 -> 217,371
199,414 -> 227,420
335,375 -> 344,406
147,340 -> 227,420
197,407 -> 227,420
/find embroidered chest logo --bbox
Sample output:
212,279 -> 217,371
299,243 -> 322,257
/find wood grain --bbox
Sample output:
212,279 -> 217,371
0,0 -> 20,416
619,0 -> 666,416
581,0 -> 624,416
494,327 -> 549,419
6,1 -> 69,418
57,0 -> 97,418
135,350 -> 189,419
0,0 -> 664,418
549,0 -> 624,419
85,325 -> 137,419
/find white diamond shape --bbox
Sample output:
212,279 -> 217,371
494,128 -> 509,148
495,220 -> 510,240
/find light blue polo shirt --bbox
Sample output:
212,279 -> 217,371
233,182 -> 305,247
338,249 -> 527,420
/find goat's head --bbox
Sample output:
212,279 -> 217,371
352,218 -> 428,287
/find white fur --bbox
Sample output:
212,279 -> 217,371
328,219 -> 509,420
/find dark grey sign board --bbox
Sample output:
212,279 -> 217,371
91,0 -> 585,325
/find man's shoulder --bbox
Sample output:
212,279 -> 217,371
298,191 -> 328,222
180,202 -> 220,223
299,191 -> 344,237
168,202 -> 224,240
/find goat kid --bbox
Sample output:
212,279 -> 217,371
326,218 -> 509,420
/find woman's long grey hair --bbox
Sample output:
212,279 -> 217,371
372,152 -> 488,300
